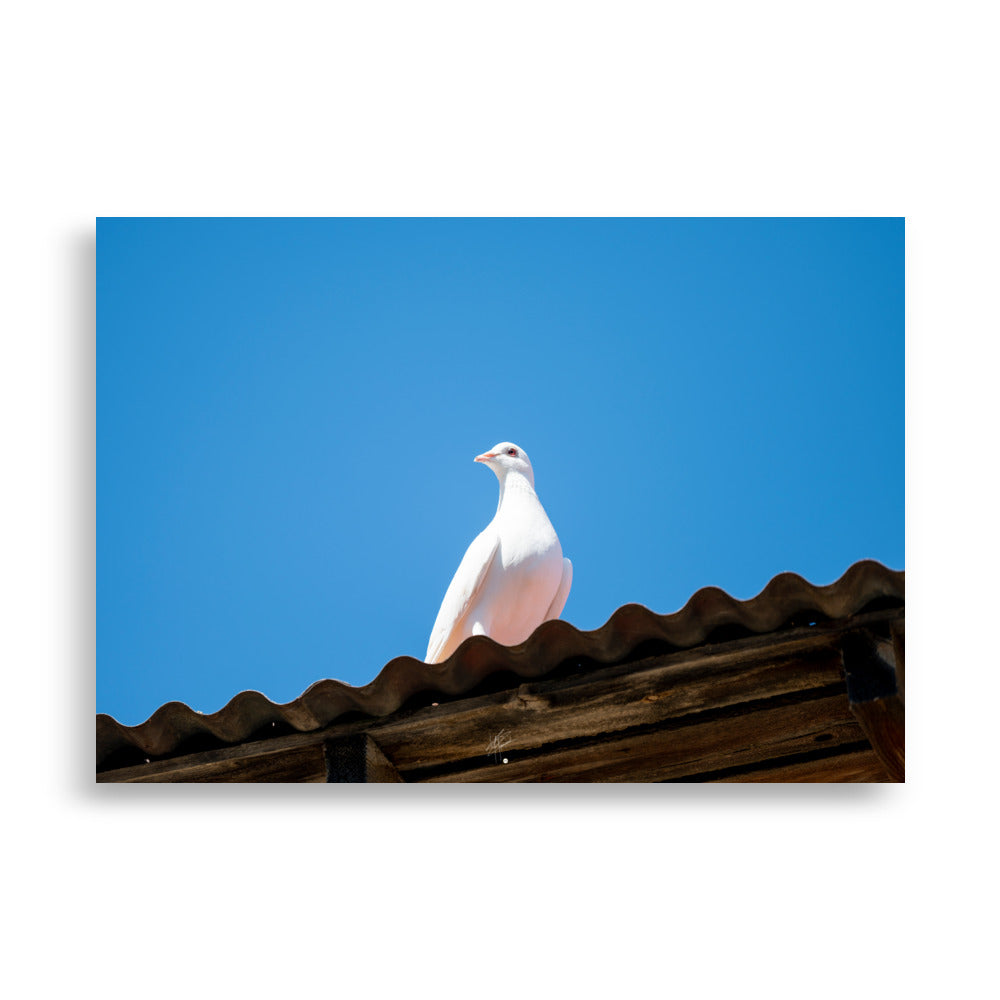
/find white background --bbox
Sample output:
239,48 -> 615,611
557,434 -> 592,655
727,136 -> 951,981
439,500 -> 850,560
3,2 -> 996,996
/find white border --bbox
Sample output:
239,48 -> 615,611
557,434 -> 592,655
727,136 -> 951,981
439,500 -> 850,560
4,2 -> 995,993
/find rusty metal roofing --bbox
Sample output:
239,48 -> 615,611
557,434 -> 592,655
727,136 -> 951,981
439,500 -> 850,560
96,559 -> 904,770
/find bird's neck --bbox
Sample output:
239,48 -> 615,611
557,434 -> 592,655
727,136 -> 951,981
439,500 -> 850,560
496,470 -> 537,513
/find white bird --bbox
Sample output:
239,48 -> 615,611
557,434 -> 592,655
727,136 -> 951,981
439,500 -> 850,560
425,442 -> 573,664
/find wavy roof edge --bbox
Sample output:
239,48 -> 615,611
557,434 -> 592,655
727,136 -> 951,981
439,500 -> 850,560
97,559 -> 904,766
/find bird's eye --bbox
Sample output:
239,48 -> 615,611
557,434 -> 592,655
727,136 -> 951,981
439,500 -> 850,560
507,447 -> 518,456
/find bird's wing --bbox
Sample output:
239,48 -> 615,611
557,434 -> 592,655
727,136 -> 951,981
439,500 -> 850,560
543,557 -> 573,621
425,528 -> 501,663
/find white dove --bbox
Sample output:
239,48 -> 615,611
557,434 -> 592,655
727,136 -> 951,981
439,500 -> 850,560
425,442 -> 573,664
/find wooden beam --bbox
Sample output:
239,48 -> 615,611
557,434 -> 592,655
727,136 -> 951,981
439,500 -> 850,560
848,697 -> 904,782
324,734 -> 404,783
891,619 -> 905,702
709,747 -> 890,783
374,633 -> 851,775
421,693 -> 866,782
95,741 -> 327,783
840,629 -> 905,782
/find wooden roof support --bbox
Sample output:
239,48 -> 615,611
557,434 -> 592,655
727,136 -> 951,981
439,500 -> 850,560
891,619 -> 905,702
324,733 -> 404,783
96,611 -> 903,783
840,629 -> 905,782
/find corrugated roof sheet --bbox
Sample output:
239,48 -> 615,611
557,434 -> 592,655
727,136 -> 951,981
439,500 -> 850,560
96,559 -> 903,769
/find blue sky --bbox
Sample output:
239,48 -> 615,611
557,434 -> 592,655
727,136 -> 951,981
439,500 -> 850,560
97,218 -> 903,725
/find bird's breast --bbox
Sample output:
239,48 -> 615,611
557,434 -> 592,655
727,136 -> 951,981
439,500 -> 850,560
476,498 -> 564,646
495,507 -> 561,571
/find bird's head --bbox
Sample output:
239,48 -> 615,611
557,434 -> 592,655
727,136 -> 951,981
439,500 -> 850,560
474,441 -> 535,487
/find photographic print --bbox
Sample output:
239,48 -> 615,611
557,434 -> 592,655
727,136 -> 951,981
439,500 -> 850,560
96,217 -> 904,782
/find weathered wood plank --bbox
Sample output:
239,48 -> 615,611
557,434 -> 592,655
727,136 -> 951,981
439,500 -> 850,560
377,646 -> 847,774
97,742 -> 327,783
96,717 -> 380,782
711,748 -> 890,782
377,614 -> 900,774
423,694 -> 864,783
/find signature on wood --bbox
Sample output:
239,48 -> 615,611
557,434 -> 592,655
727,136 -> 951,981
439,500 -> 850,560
485,728 -> 513,763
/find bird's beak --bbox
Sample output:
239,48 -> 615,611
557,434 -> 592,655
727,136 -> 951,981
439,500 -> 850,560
474,451 -> 496,464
